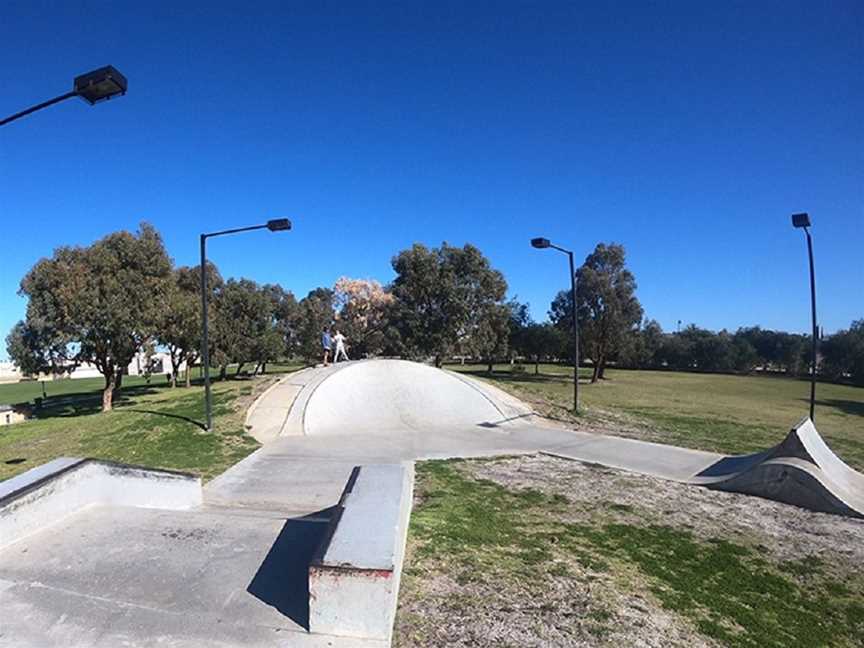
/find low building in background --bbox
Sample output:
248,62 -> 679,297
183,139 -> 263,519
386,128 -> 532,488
0,363 -> 22,384
1,352 -> 186,384
0,403 -> 31,426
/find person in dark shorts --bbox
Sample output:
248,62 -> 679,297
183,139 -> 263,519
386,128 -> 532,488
321,327 -> 332,366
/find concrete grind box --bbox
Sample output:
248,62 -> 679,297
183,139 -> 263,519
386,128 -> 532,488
309,462 -> 415,642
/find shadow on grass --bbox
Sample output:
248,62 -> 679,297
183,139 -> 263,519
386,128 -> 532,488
457,369 -> 574,385
247,508 -> 335,630
33,384 -> 164,419
808,398 -> 864,418
124,409 -> 207,431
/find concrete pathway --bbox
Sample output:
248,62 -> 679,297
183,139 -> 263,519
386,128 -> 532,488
0,359 -> 721,647
227,359 -> 720,516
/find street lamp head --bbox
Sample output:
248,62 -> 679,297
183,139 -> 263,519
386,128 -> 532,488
531,237 -> 551,249
792,213 -> 811,229
74,66 -> 127,105
266,218 -> 292,232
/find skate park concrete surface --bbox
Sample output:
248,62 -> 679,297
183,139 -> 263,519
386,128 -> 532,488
2,359 -> 862,647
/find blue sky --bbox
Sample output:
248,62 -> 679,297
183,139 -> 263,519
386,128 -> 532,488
1,1 -> 862,360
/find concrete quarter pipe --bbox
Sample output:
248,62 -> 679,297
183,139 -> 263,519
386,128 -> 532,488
692,417 -> 864,519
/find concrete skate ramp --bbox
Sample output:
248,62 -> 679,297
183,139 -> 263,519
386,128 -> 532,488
692,418 -> 864,518
304,359 -> 523,435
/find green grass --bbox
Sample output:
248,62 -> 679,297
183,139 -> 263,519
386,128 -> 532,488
403,460 -> 864,648
0,365 -> 301,482
449,364 -> 864,470
0,362 -> 302,405
572,523 -> 864,647
0,373 -> 166,405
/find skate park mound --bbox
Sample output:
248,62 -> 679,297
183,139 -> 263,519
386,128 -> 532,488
692,417 -> 864,518
303,360 -> 520,435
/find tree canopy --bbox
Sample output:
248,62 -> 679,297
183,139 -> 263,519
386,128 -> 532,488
8,222 -> 862,410
551,243 -> 643,382
333,277 -> 395,357
296,288 -> 336,361
14,223 -> 173,410
390,243 -> 507,366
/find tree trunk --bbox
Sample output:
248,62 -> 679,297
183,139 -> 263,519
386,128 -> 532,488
534,357 -> 539,375
115,369 -> 124,391
185,366 -> 192,388
235,363 -> 245,376
219,365 -> 227,381
597,357 -> 607,380
591,363 -> 600,383
170,370 -> 177,388
487,360 -> 493,374
102,370 -> 117,412
434,354 -> 442,368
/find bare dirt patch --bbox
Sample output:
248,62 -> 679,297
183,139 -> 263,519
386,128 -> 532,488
472,454 -> 864,571
395,455 -> 864,648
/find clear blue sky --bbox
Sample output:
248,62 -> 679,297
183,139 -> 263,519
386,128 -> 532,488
1,1 -> 862,360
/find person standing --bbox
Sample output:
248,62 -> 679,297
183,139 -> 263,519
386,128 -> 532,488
333,329 -> 349,362
321,327 -> 332,366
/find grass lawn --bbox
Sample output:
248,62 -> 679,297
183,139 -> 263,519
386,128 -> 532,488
0,362 -> 301,405
448,364 -> 864,471
0,363 -> 303,482
395,457 -> 864,648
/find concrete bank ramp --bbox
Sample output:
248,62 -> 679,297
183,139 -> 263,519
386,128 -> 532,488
692,418 -> 864,518
303,359 -> 533,435
0,457 -> 202,551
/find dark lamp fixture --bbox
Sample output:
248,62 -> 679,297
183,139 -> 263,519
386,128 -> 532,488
792,213 -> 811,229
531,237 -> 551,249
266,218 -> 292,232
74,66 -> 128,105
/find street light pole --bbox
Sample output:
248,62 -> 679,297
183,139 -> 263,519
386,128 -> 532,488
531,237 -> 579,413
567,249 -> 579,413
199,219 -> 292,431
792,213 -> 817,421
200,234 -> 212,431
1,66 -> 127,127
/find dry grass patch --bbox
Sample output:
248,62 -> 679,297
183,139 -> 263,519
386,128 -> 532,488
395,455 -> 864,648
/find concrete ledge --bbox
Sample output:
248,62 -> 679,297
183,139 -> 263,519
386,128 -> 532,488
0,458 -> 202,550
309,462 -> 415,643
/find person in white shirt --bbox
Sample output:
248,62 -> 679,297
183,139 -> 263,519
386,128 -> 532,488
332,330 -> 349,362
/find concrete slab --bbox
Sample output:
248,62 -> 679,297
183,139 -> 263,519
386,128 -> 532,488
0,504 -> 386,647
0,458 -> 201,550
6,359 -> 858,647
0,457 -> 81,500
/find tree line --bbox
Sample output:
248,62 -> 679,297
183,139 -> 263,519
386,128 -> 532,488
7,223 -> 863,413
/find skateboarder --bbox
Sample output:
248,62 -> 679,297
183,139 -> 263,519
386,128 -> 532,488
321,327 -> 332,366
333,329 -> 349,362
